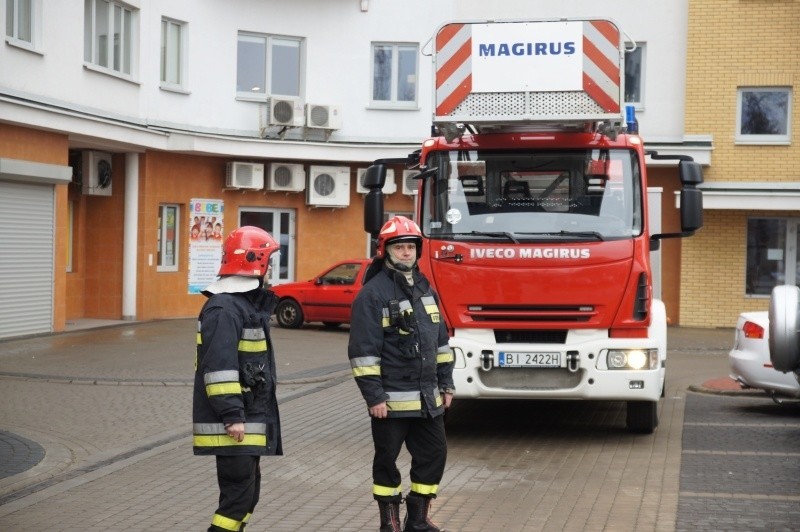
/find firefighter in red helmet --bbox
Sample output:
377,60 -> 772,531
192,226 -> 283,532
348,216 -> 454,531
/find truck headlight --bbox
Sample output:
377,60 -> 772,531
606,349 -> 658,370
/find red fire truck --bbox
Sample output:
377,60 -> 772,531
362,18 -> 703,433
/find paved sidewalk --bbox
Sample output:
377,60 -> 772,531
0,321 -> 756,531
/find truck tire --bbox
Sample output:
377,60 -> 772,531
626,400 -> 658,434
275,299 -> 303,329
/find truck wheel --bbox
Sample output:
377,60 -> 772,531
626,400 -> 658,434
275,299 -> 303,329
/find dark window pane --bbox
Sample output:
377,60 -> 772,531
270,38 -> 300,97
741,91 -> 789,135
397,47 -> 417,102
237,35 -> 266,94
373,46 -> 391,101
625,47 -> 642,103
96,0 -> 109,67
746,218 -> 786,295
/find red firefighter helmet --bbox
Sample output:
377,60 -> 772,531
376,215 -> 423,259
217,226 -> 279,277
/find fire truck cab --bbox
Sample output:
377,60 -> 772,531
363,18 -> 703,433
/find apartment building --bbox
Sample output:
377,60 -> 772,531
680,0 -> 800,327
0,0 -> 704,339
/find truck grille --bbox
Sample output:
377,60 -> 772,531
467,304 -> 597,323
495,330 -> 567,344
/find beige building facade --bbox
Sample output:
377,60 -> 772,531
681,0 -> 800,327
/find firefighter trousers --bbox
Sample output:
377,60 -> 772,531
371,414 -> 447,502
209,455 -> 261,532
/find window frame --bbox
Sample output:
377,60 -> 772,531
236,32 -> 305,101
736,87 -> 792,145
624,42 -> 645,109
5,0 -> 42,53
160,17 -> 188,93
83,0 -> 138,80
369,42 -> 419,109
157,204 -> 180,272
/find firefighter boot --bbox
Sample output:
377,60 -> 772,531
378,500 -> 402,532
403,494 -> 444,532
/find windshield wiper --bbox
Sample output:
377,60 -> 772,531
469,231 -> 520,243
516,231 -> 604,241
433,231 -> 520,243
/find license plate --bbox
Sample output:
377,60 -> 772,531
498,352 -> 561,368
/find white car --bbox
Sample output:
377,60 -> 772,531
729,310 -> 800,399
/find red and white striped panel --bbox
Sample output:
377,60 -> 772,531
435,23 -> 472,117
582,20 -> 621,113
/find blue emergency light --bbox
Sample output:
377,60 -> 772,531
625,105 -> 638,134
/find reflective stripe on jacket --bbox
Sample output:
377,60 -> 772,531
348,264 -> 453,418
192,289 -> 282,456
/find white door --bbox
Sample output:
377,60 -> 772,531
239,208 -> 296,284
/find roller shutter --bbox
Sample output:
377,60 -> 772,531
0,181 -> 55,339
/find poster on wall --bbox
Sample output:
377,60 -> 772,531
188,198 -> 224,294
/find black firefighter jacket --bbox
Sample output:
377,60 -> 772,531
348,263 -> 454,418
192,288 -> 282,456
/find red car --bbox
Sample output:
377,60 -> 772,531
271,259 -> 372,328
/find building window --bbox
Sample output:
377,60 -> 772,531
624,43 -> 645,107
160,17 -> 186,90
237,33 -> 304,99
6,0 -> 41,51
745,217 -> 800,297
83,0 -> 137,77
158,204 -> 179,271
736,87 -> 791,144
371,43 -> 418,108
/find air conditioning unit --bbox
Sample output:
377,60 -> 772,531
402,169 -> 419,195
82,151 -> 113,196
356,168 -> 396,195
268,163 -> 305,192
306,165 -> 350,207
262,97 -> 305,128
226,162 -> 265,190
305,103 -> 343,130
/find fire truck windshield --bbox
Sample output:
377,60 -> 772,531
421,149 -> 642,242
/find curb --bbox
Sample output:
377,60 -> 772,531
687,383 -> 766,397
688,376 -> 774,397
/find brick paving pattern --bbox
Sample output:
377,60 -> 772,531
677,393 -> 800,531
0,321 -> 796,530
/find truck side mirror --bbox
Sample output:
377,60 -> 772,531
680,188 -> 703,233
363,164 -> 386,190
363,164 -> 386,238
678,160 -> 703,186
678,160 -> 703,233
650,158 -> 704,244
